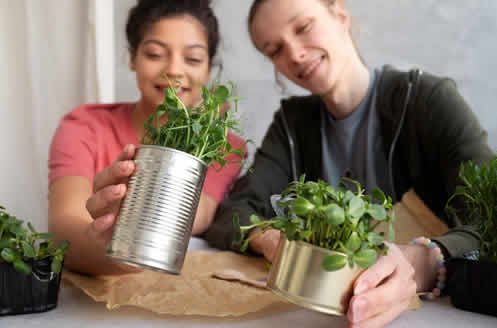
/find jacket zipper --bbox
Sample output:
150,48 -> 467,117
280,107 -> 298,181
387,69 -> 422,202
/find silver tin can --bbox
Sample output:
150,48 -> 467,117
267,238 -> 364,316
107,145 -> 207,274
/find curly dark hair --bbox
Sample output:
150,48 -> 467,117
126,0 -> 220,67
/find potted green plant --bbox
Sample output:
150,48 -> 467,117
445,157 -> 497,317
0,206 -> 70,316
235,175 -> 394,316
107,80 -> 246,275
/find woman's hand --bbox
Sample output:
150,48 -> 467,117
85,144 -> 137,249
347,243 -> 417,328
248,228 -> 281,262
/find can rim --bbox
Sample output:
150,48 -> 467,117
137,145 -> 207,168
280,236 -> 348,258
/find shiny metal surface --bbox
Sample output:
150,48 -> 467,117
267,238 -> 363,316
107,145 -> 207,274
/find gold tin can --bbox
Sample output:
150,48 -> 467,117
267,238 -> 364,316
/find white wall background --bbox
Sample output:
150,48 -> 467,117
114,0 -> 497,164
0,0 -> 114,229
0,0 -> 495,230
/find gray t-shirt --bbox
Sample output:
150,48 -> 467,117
321,68 -> 393,196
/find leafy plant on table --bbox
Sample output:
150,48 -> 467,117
0,206 -> 70,275
234,175 -> 395,271
142,77 -> 246,168
446,157 -> 497,264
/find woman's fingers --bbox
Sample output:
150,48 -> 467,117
87,214 -> 117,249
93,145 -> 136,192
349,298 -> 411,328
86,183 -> 127,219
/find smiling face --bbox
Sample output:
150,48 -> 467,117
250,0 -> 356,96
131,15 -> 211,113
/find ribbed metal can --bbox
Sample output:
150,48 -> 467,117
267,238 -> 364,316
107,145 -> 207,275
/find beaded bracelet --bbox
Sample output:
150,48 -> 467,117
410,236 -> 446,300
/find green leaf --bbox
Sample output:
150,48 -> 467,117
233,215 -> 243,243
367,204 -> 387,220
37,233 -> 56,240
232,149 -> 246,157
13,259 -> 32,275
9,224 -> 26,238
0,237 -> 14,249
214,85 -> 229,101
371,188 -> 386,203
290,197 -> 315,216
353,249 -> 377,268
348,196 -> 365,219
321,254 -> 347,271
388,223 -> 395,242
310,194 -> 323,207
240,240 -> 250,252
249,215 -> 262,225
58,240 -> 70,251
322,204 -> 345,226
192,122 -> 202,134
51,258 -> 62,273
272,220 -> 286,230
1,248 -> 15,263
21,241 -> 36,258
300,230 -> 312,240
345,232 -> 362,252
27,222 -> 37,234
343,190 -> 355,204
285,222 -> 298,240
367,232 -> 383,246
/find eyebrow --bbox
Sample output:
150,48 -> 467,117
261,13 -> 300,52
142,39 -> 207,50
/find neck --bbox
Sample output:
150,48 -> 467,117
321,59 -> 370,120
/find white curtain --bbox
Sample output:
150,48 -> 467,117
0,0 -> 114,230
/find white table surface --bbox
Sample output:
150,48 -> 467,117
4,238 -> 497,328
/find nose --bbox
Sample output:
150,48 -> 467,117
163,52 -> 184,82
286,40 -> 306,64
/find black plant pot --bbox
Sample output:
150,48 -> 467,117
446,258 -> 497,317
0,257 -> 63,316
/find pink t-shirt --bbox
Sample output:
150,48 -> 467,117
49,103 -> 247,203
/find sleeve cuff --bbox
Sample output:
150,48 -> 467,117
434,230 -> 480,258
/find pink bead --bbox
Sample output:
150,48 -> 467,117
439,267 -> 447,275
433,288 -> 441,297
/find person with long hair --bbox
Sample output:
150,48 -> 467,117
48,0 -> 246,276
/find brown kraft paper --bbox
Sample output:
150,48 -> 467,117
63,190 -> 447,316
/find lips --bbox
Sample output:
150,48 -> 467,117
297,55 -> 325,80
155,85 -> 190,96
